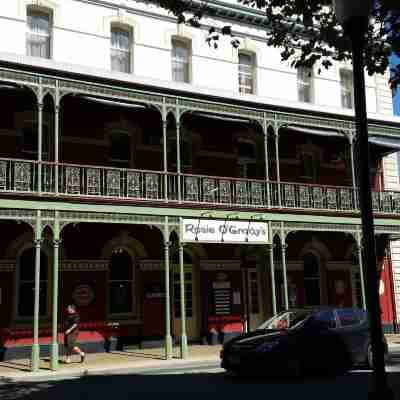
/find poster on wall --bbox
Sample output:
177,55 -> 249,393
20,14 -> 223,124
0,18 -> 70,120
72,284 -> 95,307
212,273 -> 232,315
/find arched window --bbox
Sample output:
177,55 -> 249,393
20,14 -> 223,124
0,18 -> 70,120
18,247 -> 48,317
303,253 -> 321,306
108,249 -> 134,315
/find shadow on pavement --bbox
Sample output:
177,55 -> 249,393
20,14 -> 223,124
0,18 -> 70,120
1,370 -> 400,400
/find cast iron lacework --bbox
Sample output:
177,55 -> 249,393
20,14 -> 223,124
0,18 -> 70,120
0,160 -> 7,190
127,171 -> 141,198
0,68 -> 398,137
14,162 -> 33,192
57,211 -> 176,227
106,170 -> 121,197
183,176 -> 199,202
283,222 -> 358,234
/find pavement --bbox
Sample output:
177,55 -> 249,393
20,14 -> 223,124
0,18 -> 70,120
0,345 -> 222,380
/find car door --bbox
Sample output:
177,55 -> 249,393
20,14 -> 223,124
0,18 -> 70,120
299,309 -> 340,371
335,308 -> 368,364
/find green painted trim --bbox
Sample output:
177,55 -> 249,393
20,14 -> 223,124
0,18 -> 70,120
1,199 -> 400,227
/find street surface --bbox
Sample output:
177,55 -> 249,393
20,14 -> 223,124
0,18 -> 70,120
2,348 -> 400,400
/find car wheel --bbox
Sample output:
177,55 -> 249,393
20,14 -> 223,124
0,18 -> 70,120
367,344 -> 389,369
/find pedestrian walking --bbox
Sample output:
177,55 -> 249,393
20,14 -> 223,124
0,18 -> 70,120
64,304 -> 85,364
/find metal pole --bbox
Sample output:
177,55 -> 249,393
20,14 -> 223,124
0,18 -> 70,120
164,218 -> 173,359
179,240 -> 188,359
176,107 -> 182,203
31,210 -> 42,372
162,102 -> 168,202
263,115 -> 271,208
348,17 -> 392,399
356,231 -> 367,310
348,134 -> 358,209
54,83 -> 60,195
50,212 -> 60,370
281,242 -> 289,310
37,101 -> 43,194
274,125 -> 281,207
268,243 -> 277,315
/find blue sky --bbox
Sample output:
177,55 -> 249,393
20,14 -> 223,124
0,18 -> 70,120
392,54 -> 400,116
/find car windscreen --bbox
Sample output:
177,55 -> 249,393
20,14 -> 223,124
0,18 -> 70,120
257,310 -> 313,331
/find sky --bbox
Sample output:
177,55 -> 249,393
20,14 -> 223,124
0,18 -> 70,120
391,54 -> 400,116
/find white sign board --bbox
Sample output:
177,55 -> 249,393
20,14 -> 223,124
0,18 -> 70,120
181,218 -> 269,244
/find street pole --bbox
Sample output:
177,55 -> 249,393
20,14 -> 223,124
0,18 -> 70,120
347,17 -> 393,400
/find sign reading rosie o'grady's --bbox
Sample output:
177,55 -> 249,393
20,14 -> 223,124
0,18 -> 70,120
181,218 -> 269,244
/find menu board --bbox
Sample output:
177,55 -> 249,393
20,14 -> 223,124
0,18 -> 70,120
212,281 -> 231,315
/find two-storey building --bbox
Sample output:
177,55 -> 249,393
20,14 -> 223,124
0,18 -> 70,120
0,0 -> 400,370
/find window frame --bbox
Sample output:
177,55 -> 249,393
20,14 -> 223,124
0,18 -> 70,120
172,265 -> 193,319
237,138 -> 257,179
171,38 -> 191,83
110,25 -> 133,74
107,249 -> 135,318
109,130 -> 132,168
238,52 -> 256,94
297,66 -> 314,103
26,7 -> 52,59
303,253 -> 321,307
15,246 -> 49,321
300,150 -> 319,181
340,69 -> 354,109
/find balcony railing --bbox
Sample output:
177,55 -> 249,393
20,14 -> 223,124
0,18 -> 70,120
1,158 -> 400,215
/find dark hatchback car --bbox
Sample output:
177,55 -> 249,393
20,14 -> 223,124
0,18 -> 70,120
220,307 -> 389,377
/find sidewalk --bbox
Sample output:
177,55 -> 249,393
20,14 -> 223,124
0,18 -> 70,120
2,337 -> 400,382
0,345 -> 222,380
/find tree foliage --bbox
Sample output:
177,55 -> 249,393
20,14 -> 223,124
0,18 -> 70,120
147,0 -> 400,89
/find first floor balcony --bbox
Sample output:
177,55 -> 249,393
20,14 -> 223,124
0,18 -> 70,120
1,157 -> 400,215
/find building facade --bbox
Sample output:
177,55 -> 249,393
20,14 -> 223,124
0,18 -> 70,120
0,0 -> 400,370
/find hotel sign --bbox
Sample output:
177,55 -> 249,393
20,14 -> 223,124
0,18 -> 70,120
181,218 -> 269,244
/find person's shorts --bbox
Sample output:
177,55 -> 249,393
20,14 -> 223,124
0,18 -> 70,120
64,334 -> 79,350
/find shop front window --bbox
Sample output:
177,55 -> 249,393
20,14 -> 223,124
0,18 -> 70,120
108,249 -> 133,315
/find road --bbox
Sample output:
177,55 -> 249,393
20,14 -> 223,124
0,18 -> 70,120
2,350 -> 400,400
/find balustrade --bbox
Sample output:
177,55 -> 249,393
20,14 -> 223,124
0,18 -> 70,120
0,158 -> 399,215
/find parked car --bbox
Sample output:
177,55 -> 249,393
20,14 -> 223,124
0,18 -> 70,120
220,307 -> 388,377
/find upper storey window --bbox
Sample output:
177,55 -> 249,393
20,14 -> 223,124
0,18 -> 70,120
172,39 -> 191,83
340,69 -> 354,109
26,9 -> 51,58
238,52 -> 255,94
297,67 -> 313,103
111,27 -> 132,73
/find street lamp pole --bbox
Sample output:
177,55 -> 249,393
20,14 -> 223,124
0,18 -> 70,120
332,1 -> 393,398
